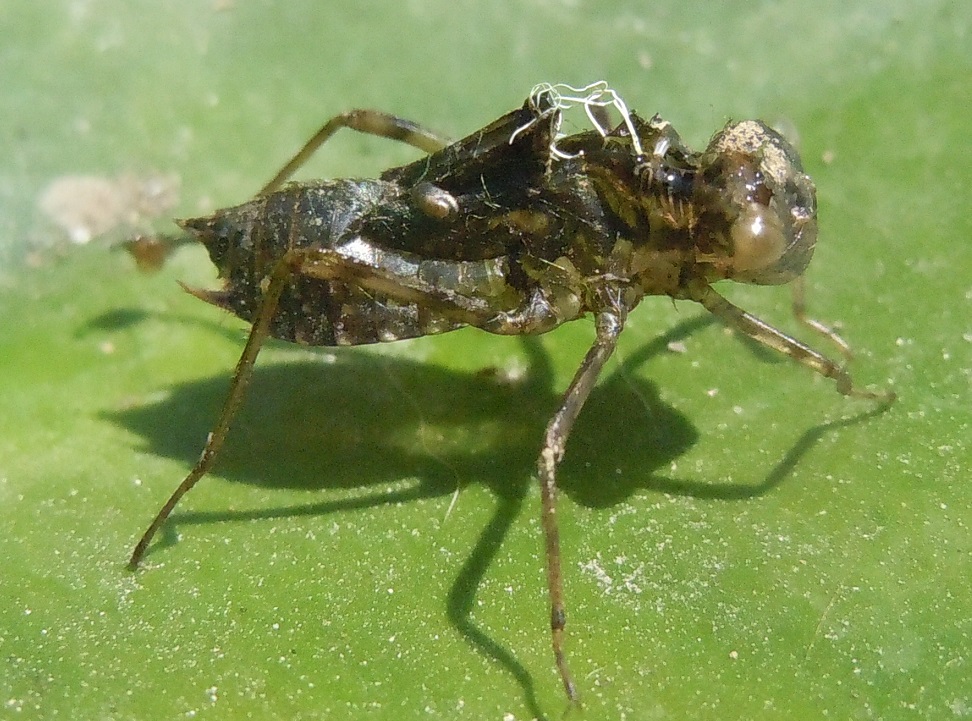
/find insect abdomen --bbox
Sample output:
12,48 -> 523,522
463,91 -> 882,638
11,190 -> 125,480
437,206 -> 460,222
181,180 -> 479,346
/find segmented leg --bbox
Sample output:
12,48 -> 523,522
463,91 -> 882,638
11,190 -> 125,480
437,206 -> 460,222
790,275 -> 853,358
128,247 -> 305,569
538,310 -> 624,700
696,285 -> 895,402
260,110 -> 452,195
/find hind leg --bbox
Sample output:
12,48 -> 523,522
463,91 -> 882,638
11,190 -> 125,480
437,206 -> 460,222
260,109 -> 452,194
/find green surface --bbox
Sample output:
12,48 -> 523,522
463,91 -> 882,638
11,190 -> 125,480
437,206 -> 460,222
2,2 -> 969,719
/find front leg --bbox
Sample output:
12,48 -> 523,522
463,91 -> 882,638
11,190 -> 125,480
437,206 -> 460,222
538,309 -> 624,700
696,284 -> 895,401
790,275 -> 853,358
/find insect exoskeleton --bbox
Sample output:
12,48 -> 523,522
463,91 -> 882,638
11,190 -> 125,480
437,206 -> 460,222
697,120 -> 818,285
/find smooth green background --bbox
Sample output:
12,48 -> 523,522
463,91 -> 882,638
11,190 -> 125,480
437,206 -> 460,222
1,2 -> 969,719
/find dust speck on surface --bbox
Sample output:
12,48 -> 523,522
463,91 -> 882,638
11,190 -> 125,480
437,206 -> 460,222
37,172 -> 180,245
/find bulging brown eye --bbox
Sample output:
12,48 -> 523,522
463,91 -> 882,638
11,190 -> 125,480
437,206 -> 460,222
729,202 -> 788,276
705,120 -> 817,285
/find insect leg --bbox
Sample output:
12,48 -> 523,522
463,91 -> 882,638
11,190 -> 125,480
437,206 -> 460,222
696,285 -> 895,402
128,248 -> 305,569
790,275 -> 853,358
260,110 -> 452,195
538,310 -> 624,700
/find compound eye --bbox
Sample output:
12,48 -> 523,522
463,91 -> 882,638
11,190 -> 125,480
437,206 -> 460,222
730,203 -> 788,276
706,120 -> 818,284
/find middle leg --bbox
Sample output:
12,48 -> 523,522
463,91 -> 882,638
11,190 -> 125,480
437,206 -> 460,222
537,310 -> 624,700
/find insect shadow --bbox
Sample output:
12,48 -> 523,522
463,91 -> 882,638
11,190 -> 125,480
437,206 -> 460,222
103,310 -> 878,715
